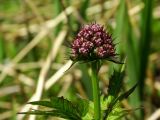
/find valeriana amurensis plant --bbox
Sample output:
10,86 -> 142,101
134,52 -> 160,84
18,23 -> 138,120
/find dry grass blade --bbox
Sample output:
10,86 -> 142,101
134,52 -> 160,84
24,0 -> 44,23
147,109 -> 160,120
0,64 -> 35,87
14,61 -> 43,71
45,60 -> 73,90
17,30 -> 67,120
0,6 -> 74,84
0,111 -> 12,120
0,85 -> 20,97
18,74 -> 35,87
29,30 -> 67,120
87,0 -> 118,15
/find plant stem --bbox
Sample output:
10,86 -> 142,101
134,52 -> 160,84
90,61 -> 101,120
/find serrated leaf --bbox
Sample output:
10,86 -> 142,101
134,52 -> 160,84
116,83 -> 138,102
108,69 -> 125,98
28,101 -> 53,108
18,110 -> 57,116
50,97 -> 81,120
107,112 -> 128,120
75,98 -> 89,117
106,107 -> 142,120
82,101 -> 94,120
103,83 -> 138,119
103,103 -> 124,120
110,83 -> 138,111
20,97 -> 84,120
18,110 -> 77,120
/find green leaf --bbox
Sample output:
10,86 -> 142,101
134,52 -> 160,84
111,83 -> 138,108
79,0 -> 90,21
108,69 -> 125,98
107,110 -> 128,120
103,103 -> 124,120
139,0 -> 153,100
19,97 -> 89,119
75,98 -> 89,117
22,97 -> 86,120
103,83 -> 138,119
18,110 -> 58,116
50,97 -> 81,119
81,101 -> 94,120
116,83 -> 138,102
18,110 -> 77,120
28,101 -> 53,108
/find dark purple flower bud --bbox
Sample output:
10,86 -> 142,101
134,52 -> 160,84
70,23 -> 117,62
94,38 -> 103,47
96,47 -> 107,58
79,47 -> 89,56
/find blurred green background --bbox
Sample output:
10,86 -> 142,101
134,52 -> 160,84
0,0 -> 160,120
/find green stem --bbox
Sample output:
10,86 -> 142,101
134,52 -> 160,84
90,61 -> 101,120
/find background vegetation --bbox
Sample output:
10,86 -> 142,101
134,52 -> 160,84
0,0 -> 160,120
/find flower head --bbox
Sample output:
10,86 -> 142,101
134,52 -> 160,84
70,23 -> 117,62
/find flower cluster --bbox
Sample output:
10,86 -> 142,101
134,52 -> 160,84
70,23 -> 116,62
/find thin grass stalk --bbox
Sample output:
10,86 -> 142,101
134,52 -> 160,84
120,0 -> 141,119
53,0 -> 62,36
138,0 -> 153,118
111,0 -> 126,74
80,0 -> 90,21
125,10 -> 141,119
139,0 -> 153,99
0,34 -> 4,62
